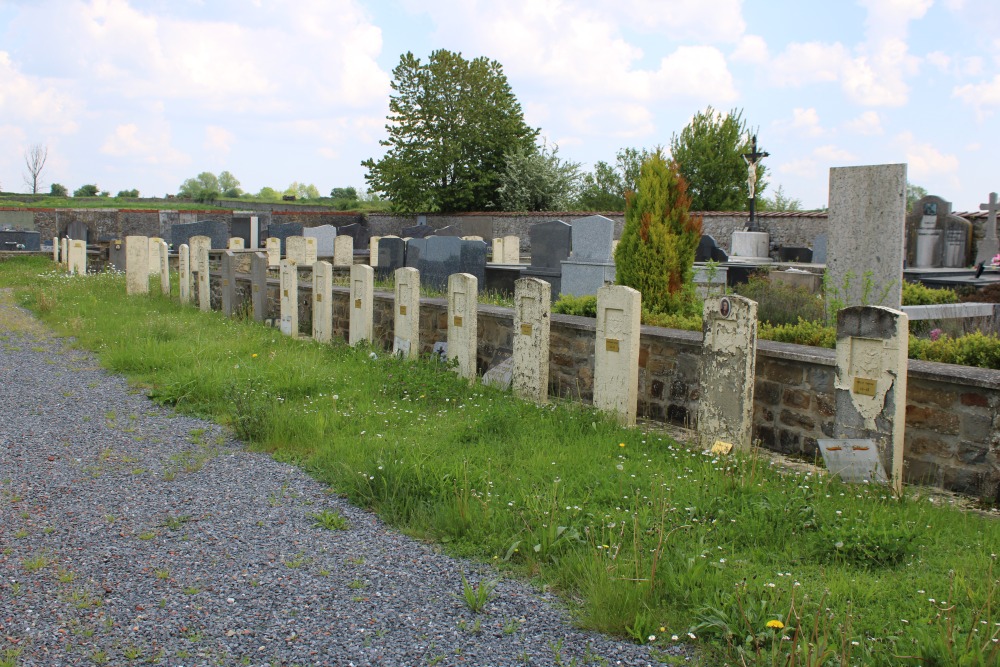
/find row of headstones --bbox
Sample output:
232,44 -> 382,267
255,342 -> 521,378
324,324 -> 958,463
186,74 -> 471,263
51,236 -> 88,275
120,234 -> 909,492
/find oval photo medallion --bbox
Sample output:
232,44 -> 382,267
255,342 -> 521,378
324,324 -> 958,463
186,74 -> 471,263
719,297 -> 731,318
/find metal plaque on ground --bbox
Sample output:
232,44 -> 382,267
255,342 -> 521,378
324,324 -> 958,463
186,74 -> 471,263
817,439 -> 888,485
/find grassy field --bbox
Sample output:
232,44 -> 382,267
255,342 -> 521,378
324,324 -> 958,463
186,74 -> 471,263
3,255 -> 1000,666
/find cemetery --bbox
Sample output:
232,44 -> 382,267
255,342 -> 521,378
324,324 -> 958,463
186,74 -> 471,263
4,163 -> 1000,665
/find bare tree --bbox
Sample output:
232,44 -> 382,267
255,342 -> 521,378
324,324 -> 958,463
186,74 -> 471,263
23,143 -> 48,194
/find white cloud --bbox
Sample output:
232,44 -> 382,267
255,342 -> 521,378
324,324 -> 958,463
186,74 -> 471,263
204,126 -> 235,156
791,108 -> 823,137
0,51 -> 80,133
619,0 -> 746,42
896,131 -> 960,179
926,51 -> 951,71
813,145 -> 857,162
843,111 -> 884,136
101,122 -> 189,166
777,158 -> 820,180
731,35 -> 769,64
770,42 -> 848,86
953,75 -> 1000,116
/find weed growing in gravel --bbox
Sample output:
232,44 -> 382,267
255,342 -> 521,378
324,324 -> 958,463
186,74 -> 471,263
310,508 -> 349,530
137,530 -> 156,540
283,553 -> 310,569
458,574 -> 498,613
162,514 -> 190,530
155,568 -> 170,580
22,551 -> 52,572
55,567 -> 76,583
0,648 -> 22,667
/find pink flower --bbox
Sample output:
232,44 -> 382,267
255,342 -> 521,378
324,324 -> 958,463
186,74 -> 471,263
930,328 -> 942,341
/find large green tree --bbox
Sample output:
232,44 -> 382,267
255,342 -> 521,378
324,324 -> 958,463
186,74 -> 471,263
669,106 -> 765,212
614,150 -> 702,315
362,49 -> 538,213
178,172 -> 221,202
497,142 -> 580,211
575,147 -> 652,211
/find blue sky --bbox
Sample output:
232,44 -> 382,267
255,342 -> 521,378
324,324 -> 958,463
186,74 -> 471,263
1,0 -> 998,211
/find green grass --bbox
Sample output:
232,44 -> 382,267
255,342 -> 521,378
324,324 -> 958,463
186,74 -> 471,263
4,256 -> 1000,665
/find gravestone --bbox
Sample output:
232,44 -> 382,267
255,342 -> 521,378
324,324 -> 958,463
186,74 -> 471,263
0,230 -> 40,251
304,224 -> 338,257
231,215 -> 259,249
492,235 -> 521,264
905,195 -> 972,268
250,252 -> 268,323
312,261 -> 334,343
126,236 -> 149,295
336,223 -> 370,251
393,267 -> 420,358
369,235 -> 382,267
512,278 -> 551,404
221,251 -> 236,316
349,264 -> 374,346
107,239 -> 126,271
267,222 -> 304,255
834,306 -> 908,492
828,164 -> 906,310
523,220 -> 572,299
448,273 -> 478,382
778,246 -> 813,263
60,238 -> 68,268
459,238 -> 488,285
696,295 -> 758,449
52,236 -> 59,262
401,223 -> 434,239
148,237 -> 163,276
179,244 -> 190,305
228,237 -> 245,250
159,240 -> 170,296
304,237 -> 317,266
406,236 -> 486,292
561,215 -> 616,297
68,240 -> 86,275
286,236 -> 309,266
171,220 -> 228,250
377,236 -> 406,280
65,220 -> 89,243
695,235 -> 729,263
279,259 -> 298,337
594,285 -> 641,426
189,235 -> 212,312
811,233 -> 828,264
334,236 -> 353,267
434,225 -> 462,237
265,237 -> 281,267
975,192 -> 999,265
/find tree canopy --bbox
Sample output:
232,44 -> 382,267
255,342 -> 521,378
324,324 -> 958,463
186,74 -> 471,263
575,147 -> 653,211
362,49 -> 538,213
669,106 -> 765,212
73,184 -> 99,197
178,172 -> 221,202
497,142 -> 580,211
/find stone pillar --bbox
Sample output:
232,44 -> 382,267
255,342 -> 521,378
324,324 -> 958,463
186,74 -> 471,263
834,306 -> 908,493
594,285 -> 641,426
280,259 -> 298,337
513,277 -> 550,403
448,273 -> 478,382
148,237 -> 163,276
228,237 -> 245,250
159,240 -> 170,296
189,235 -> 211,312
126,235 -> 149,295
370,236 -> 382,267
68,240 -> 87,275
393,267 -> 420,358
250,252 -> 268,323
334,236 -> 353,267
349,264 -> 374,346
313,261 -> 334,343
266,237 -> 281,268
52,236 -> 59,263
178,244 -> 191,305
304,237 -> 317,267
286,236 -> 307,266
221,250 -> 236,317
697,295 -> 758,449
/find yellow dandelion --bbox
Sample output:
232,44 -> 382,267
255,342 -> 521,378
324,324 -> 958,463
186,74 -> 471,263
766,620 -> 785,629
251,353 -> 258,358
619,442 -> 626,448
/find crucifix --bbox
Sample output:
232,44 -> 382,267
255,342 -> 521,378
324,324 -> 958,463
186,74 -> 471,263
742,135 -> 769,232
976,191 -> 999,265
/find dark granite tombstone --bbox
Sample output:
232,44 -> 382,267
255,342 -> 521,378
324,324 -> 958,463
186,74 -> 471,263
108,240 -> 126,271
376,236 -> 406,280
0,230 -> 41,251
65,220 -> 90,243
778,246 -> 813,263
725,264 -> 756,287
459,238 -> 488,284
266,222 -> 304,255
695,235 -> 729,263
171,220 -> 229,250
231,216 -> 253,248
401,223 -> 434,239
522,220 -> 572,299
250,252 -> 269,324
336,222 -> 370,251
405,236 -> 486,291
906,195 -> 972,268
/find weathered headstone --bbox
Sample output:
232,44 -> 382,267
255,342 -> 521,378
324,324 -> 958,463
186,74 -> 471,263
148,237 -> 163,276
492,235 -> 521,264
0,230 -> 40,251
905,195 -> 972,268
448,273 -> 478,382
228,237 -> 245,250
512,278 -> 551,403
67,239 -> 86,275
833,305 -> 908,492
594,285 -> 641,425
65,220 -> 89,243
828,164 -> 906,310
561,215 -> 616,297
286,236 -> 308,266
304,225 -> 338,257
251,252 -> 268,323
267,222 -> 304,255
334,235 -> 353,267
393,267 -> 420,358
60,238 -> 68,268
975,192 -> 999,265
221,251 -> 236,317
126,236 -> 149,295
189,235 -> 212,312
279,259 -> 298,337
369,235 -> 382,267
312,261 -> 334,343
52,236 -> 59,262
696,295 -> 758,449
179,244 -> 191,305
159,240 -> 170,296
349,264 -> 374,346
523,220 -> 572,300
265,237 -> 281,268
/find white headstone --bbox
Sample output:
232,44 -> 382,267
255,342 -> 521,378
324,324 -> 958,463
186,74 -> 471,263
976,192 -> 1000,265
279,259 -> 298,337
178,244 -> 191,305
349,264 -> 374,346
68,239 -> 86,275
334,235 -> 353,267
370,236 -> 382,267
60,238 -> 68,268
266,237 -> 281,268
148,237 -> 163,276
512,278 -> 551,403
697,295 -> 758,449
304,237 -> 318,267
189,235 -> 212,312
594,285 -> 641,425
250,215 -> 260,250
502,235 -> 520,264
52,236 -> 59,263
448,273 -> 478,382
312,261 -> 333,343
393,267 -> 420,358
159,240 -> 170,296
126,236 -> 149,295
286,236 -> 308,266
228,237 -> 245,250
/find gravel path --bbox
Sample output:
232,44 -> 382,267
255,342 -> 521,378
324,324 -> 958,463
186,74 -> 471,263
0,295 -> 688,666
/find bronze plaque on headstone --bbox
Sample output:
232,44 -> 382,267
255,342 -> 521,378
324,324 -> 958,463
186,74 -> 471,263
354,299 -> 361,309
852,377 -> 877,396
521,323 -> 532,336
454,316 -> 463,327
606,338 -> 620,352
283,289 -> 288,297
315,294 -> 322,302
252,285 -> 259,293
399,305 -> 407,316
223,280 -> 229,286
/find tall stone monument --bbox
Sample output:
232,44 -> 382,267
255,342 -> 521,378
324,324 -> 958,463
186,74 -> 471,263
905,195 -> 973,268
976,192 -> 999,265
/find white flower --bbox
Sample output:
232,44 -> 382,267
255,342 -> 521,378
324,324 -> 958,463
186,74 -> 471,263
648,635 -> 656,642
671,635 -> 679,641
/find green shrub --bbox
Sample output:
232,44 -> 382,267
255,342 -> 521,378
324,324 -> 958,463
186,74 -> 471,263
909,331 -> 1000,369
759,318 -> 837,348
641,310 -> 702,331
901,281 -> 959,306
552,293 -> 597,317
733,272 -> 826,326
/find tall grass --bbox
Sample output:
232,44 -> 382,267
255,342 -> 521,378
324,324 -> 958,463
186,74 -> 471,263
4,256 -> 1000,665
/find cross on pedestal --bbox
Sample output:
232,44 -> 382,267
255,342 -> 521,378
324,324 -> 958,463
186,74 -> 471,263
742,135 -> 769,232
976,192 -> 1000,265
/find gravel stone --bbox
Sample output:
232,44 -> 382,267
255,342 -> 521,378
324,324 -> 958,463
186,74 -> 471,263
0,298 -> 695,666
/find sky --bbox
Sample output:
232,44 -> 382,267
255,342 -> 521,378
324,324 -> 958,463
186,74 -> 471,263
1,0 -> 999,212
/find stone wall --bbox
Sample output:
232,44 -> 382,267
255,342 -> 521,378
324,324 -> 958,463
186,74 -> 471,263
220,270 -> 1000,500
